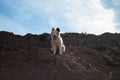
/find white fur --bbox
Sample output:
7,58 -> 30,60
51,28 -> 65,55
51,28 -> 55,51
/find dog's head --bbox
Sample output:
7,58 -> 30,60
52,28 -> 60,40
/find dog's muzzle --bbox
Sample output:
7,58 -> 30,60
53,35 -> 57,40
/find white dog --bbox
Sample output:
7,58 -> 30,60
51,27 -> 65,55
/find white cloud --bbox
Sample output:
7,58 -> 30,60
1,0 -> 119,35
58,0 -> 118,34
22,0 -> 119,34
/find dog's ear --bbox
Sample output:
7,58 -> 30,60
56,28 -> 60,32
52,27 -> 55,31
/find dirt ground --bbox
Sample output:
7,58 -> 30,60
0,31 -> 120,80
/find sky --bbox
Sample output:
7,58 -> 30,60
0,0 -> 120,35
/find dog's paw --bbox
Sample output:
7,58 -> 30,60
51,48 -> 53,51
53,52 -> 56,55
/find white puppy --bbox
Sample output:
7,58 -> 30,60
51,28 -> 65,55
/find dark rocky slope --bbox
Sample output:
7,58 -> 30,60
0,31 -> 120,80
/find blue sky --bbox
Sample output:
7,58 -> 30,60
0,0 -> 120,35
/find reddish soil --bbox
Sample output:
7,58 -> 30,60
0,31 -> 120,80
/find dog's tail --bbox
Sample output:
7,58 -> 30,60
62,45 -> 65,53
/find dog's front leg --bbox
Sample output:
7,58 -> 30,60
53,45 -> 56,55
51,40 -> 54,51
59,45 -> 62,55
